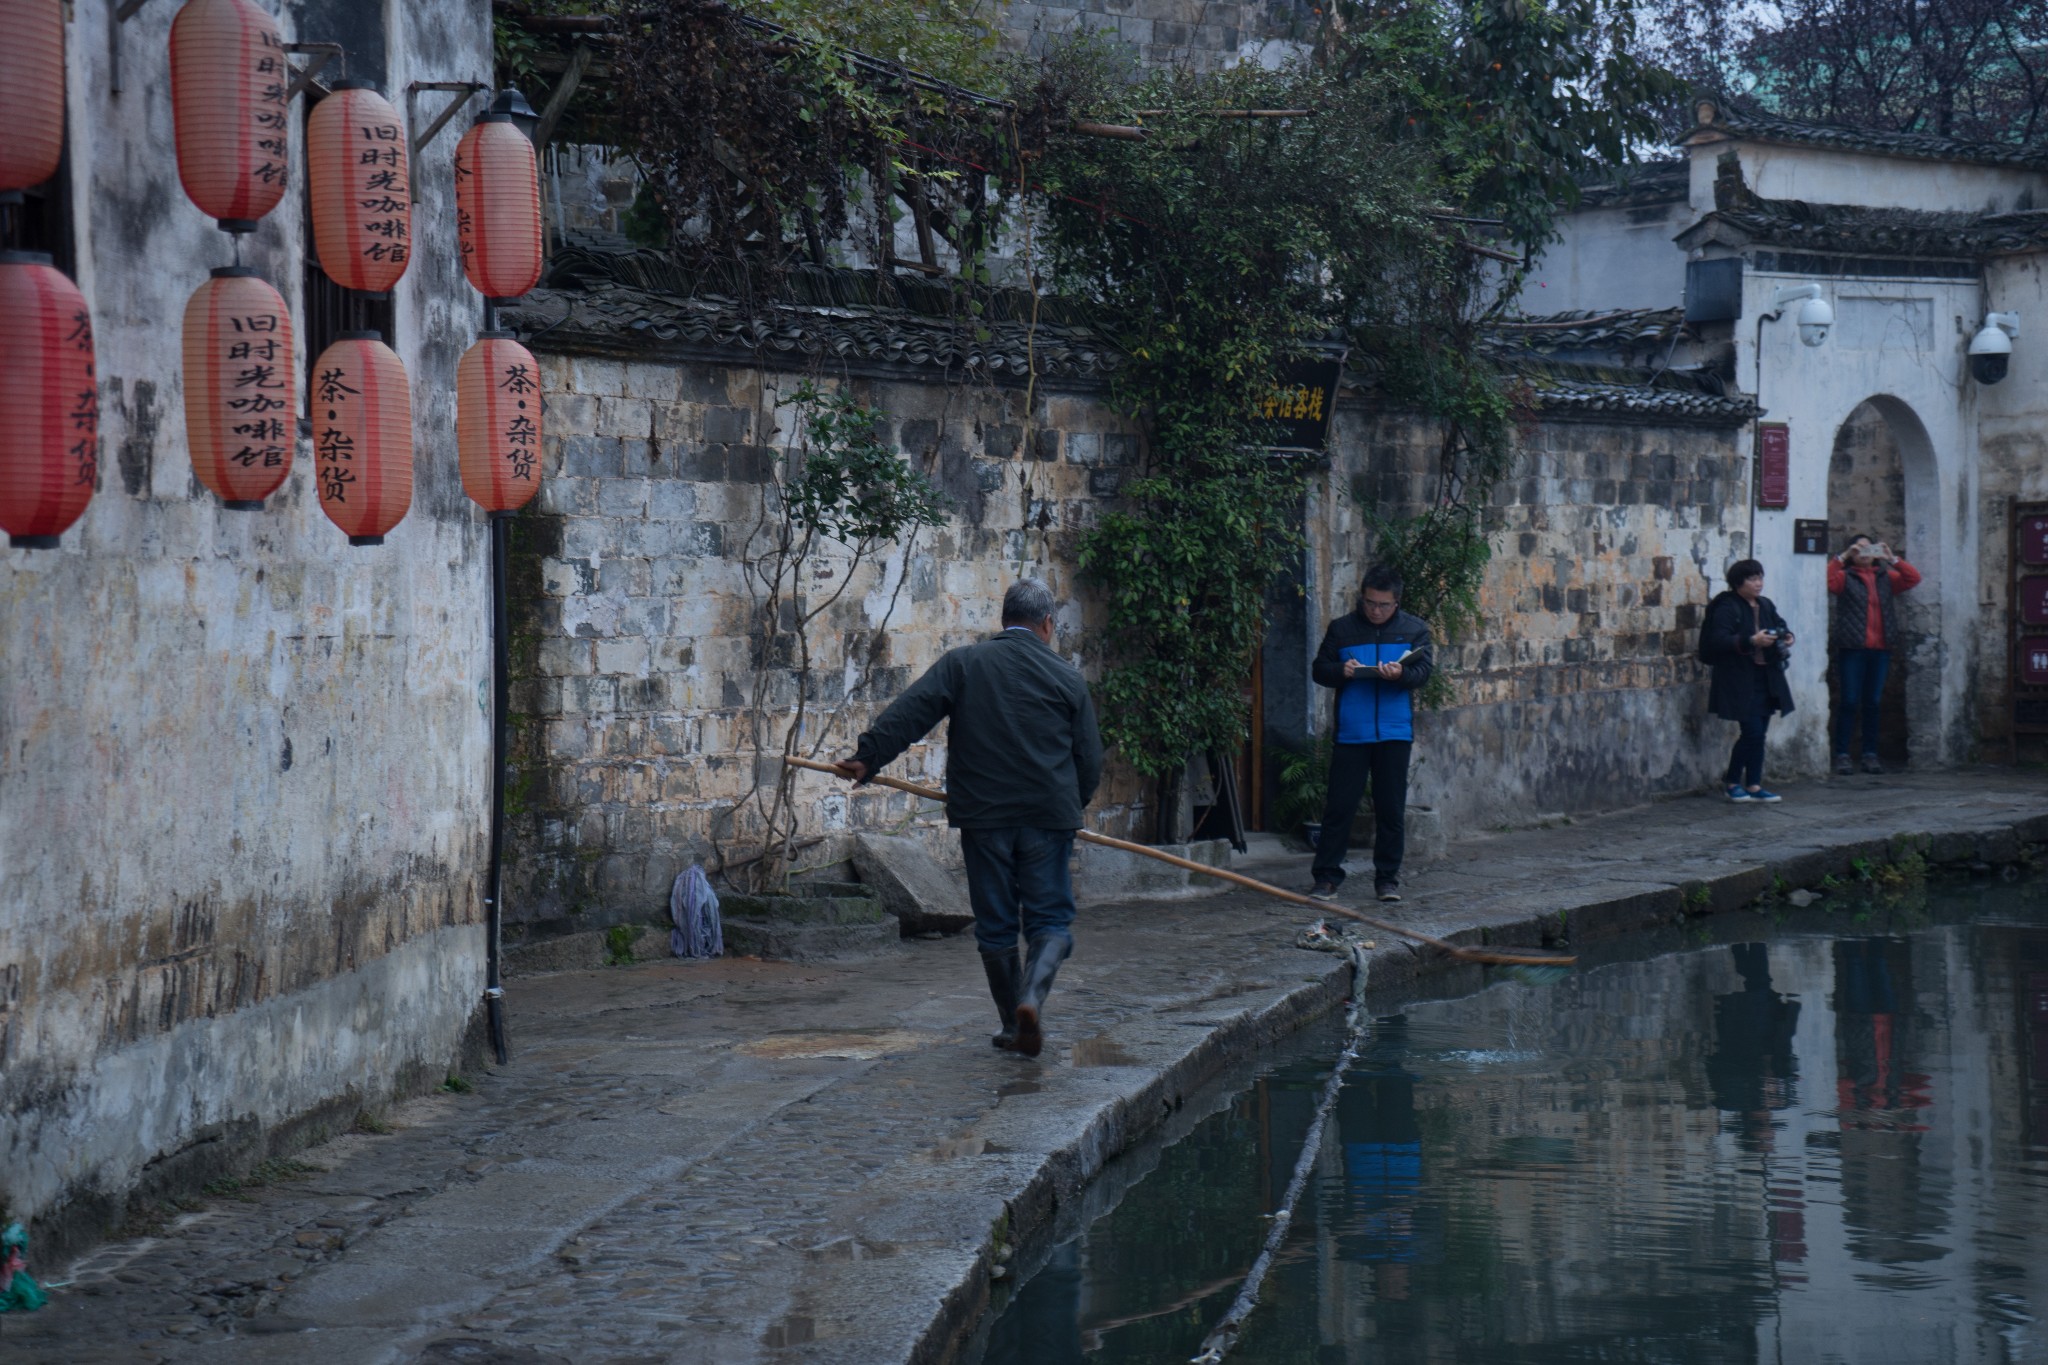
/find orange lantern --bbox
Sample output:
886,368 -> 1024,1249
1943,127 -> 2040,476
457,333 -> 543,512
308,82 -> 411,294
169,0 -> 290,231
0,252 -> 97,549
0,0 -> 65,194
182,267 -> 294,508
454,117 -> 543,301
310,331 -> 412,544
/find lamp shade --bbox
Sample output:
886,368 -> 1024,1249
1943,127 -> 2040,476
454,116 -> 543,301
308,82 -> 411,294
0,0 -> 65,194
310,332 -> 411,544
0,252 -> 97,549
169,0 -> 290,231
457,333 -> 543,512
182,267 -> 294,508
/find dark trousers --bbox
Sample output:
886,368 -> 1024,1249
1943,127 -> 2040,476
1832,648 -> 1891,758
960,826 -> 1077,956
1725,695 -> 1772,788
1312,740 -> 1411,887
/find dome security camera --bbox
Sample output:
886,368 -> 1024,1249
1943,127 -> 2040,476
1969,312 -> 2019,385
1796,295 -> 1834,348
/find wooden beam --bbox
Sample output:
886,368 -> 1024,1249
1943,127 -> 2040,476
533,43 -> 594,149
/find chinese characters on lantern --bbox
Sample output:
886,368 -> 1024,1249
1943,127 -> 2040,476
315,366 -> 361,504
500,362 -> 538,481
68,309 -> 99,490
250,28 -> 288,192
358,124 -> 409,272
225,311 -> 290,471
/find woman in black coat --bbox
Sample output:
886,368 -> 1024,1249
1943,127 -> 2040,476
1700,559 -> 1796,802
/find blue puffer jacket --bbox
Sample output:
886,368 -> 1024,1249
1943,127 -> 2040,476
1311,608 -> 1435,743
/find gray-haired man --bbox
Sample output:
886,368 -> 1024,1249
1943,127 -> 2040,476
834,580 -> 1103,1058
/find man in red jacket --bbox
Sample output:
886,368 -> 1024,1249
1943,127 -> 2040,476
1826,534 -> 1922,774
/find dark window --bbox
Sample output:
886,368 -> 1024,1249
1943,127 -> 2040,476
1,146 -> 76,276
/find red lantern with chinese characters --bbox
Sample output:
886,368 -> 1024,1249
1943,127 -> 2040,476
182,267 -> 294,508
308,82 -> 411,294
310,331 -> 411,545
0,252 -> 97,549
169,0 -> 290,231
454,116 -> 542,301
0,0 -> 65,194
457,333 -> 543,512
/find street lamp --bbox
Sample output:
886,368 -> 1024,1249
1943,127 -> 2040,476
490,87 -> 541,143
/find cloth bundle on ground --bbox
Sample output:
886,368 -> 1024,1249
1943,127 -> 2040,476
669,864 -> 724,959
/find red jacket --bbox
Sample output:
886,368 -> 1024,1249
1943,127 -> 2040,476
1826,557 -> 1921,649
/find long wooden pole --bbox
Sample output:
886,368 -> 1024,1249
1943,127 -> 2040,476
781,756 -> 1574,968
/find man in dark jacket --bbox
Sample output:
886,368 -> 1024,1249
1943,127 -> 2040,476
1308,564 -> 1434,903
1700,558 -> 1796,803
1826,534 -> 1921,775
835,579 -> 1102,1059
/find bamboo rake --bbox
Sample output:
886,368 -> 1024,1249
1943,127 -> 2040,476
781,756 -> 1575,969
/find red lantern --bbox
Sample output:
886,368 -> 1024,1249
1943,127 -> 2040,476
0,0 -> 65,194
454,117 -> 543,301
457,333 -> 543,512
0,252 -> 97,549
308,82 -> 411,294
182,267 -> 294,508
169,0 -> 289,231
310,332 -> 411,544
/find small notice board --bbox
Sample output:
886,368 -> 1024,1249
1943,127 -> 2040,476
1755,423 -> 1790,509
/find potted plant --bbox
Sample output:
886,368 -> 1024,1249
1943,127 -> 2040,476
1271,738 -> 1332,850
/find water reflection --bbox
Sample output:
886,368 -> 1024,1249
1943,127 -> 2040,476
973,883 -> 2048,1364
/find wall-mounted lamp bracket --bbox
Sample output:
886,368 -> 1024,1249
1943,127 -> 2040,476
407,82 -> 488,202
283,43 -> 346,103
114,0 -> 151,20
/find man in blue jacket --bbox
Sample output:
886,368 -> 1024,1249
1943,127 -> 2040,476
834,579 -> 1103,1059
1309,564 -> 1434,903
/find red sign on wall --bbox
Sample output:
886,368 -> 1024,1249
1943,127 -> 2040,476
2023,577 -> 2048,626
2022,515 -> 2048,565
1756,423 -> 1791,509
2022,639 -> 2048,687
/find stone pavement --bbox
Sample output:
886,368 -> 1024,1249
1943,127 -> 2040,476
7,768 -> 2047,1365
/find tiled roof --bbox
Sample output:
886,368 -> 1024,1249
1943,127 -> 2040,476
512,248 -> 1755,426
1573,159 -> 1689,209
1686,102 -> 2048,170
1679,197 -> 2048,260
504,281 -> 1123,383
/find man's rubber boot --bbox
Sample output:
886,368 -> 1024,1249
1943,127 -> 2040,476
1011,934 -> 1072,1060
980,949 -> 1023,1050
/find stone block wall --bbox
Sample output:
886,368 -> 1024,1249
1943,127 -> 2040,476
503,354 -> 1148,929
1314,409 -> 1749,833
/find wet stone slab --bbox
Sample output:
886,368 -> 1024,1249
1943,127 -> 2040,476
11,769 -> 2047,1364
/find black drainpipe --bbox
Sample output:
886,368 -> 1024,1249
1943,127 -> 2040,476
482,288 -> 511,1066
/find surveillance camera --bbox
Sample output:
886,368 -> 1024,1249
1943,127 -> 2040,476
1796,296 -> 1833,348
1969,312 -> 2018,384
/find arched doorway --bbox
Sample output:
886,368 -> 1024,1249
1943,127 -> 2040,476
1825,398 -> 1940,770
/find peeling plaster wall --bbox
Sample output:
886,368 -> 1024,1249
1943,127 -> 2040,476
1,4 -> 494,1240
1976,255 -> 2048,758
1685,141 -> 2042,217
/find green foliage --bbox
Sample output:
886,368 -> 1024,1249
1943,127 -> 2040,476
779,383 -> 947,544
1271,738 -> 1335,835
441,1074 -> 476,1094
604,923 -> 638,965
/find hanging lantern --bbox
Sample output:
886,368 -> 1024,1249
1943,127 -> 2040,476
308,82 -> 411,294
454,116 -> 543,301
457,333 -> 543,512
0,0 -> 65,194
168,0 -> 290,231
182,267 -> 294,508
0,252 -> 97,550
309,331 -> 411,545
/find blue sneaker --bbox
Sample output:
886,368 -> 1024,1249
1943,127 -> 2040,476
1726,785 -> 1752,802
1748,787 -> 1783,803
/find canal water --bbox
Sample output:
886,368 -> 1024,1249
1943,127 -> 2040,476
969,878 -> 2048,1365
